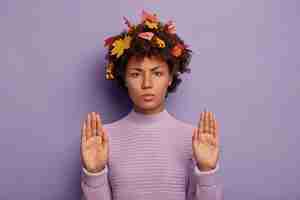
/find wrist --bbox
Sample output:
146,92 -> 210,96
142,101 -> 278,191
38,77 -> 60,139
197,163 -> 216,171
86,165 -> 105,173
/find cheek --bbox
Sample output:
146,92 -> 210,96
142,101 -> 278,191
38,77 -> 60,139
159,77 -> 170,89
126,77 -> 170,95
126,80 -> 141,96
127,79 -> 139,90
155,80 -> 170,96
162,83 -> 170,94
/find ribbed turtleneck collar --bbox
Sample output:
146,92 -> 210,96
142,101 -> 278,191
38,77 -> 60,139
124,108 -> 174,126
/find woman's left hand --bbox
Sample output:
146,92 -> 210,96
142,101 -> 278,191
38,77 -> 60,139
192,110 -> 220,171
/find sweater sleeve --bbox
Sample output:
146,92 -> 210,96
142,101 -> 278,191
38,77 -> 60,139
81,165 -> 113,200
186,159 -> 223,200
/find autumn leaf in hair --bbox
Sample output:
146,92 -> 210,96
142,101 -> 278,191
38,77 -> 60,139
123,16 -> 135,33
141,10 -> 158,23
105,62 -> 115,80
171,43 -> 185,57
111,35 -> 132,58
154,36 -> 166,48
138,32 -> 154,40
141,10 -> 159,29
104,36 -> 116,47
165,20 -> 176,34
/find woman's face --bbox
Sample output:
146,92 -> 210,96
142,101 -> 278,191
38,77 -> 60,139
125,55 -> 173,114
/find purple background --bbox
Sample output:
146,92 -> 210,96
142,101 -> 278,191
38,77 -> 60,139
1,1 -> 299,199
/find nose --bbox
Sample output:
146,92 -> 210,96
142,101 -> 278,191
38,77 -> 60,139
141,72 -> 153,89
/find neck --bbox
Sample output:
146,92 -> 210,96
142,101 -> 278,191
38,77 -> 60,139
133,103 -> 165,115
125,106 -> 174,126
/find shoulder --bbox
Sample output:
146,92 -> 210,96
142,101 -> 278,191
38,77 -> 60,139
169,117 -> 197,140
172,117 -> 197,132
102,117 -> 125,131
101,116 -> 129,138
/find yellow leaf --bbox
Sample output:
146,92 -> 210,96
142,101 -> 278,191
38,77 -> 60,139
123,35 -> 132,49
110,35 -> 132,58
155,37 -> 165,48
145,20 -> 158,29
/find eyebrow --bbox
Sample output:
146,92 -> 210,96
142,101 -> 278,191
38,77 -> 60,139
128,65 -> 161,71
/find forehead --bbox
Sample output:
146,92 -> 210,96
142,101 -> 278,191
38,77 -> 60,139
127,55 -> 168,70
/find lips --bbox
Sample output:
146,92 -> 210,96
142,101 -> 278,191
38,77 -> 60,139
142,94 -> 155,97
142,94 -> 155,101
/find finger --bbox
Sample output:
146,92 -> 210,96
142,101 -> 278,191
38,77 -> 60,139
209,112 -> 214,134
193,128 -> 201,148
198,112 -> 204,129
204,109 -> 209,121
211,119 -> 217,137
81,121 -> 87,146
198,112 -> 205,128
212,112 -> 216,121
87,113 -> 92,129
86,114 -> 92,140
96,113 -> 103,130
97,114 -> 104,139
102,128 -> 109,148
192,128 -> 196,141
206,112 -> 212,134
194,127 -> 199,142
209,134 -> 216,146
96,113 -> 99,130
212,135 -> 217,146
91,113 -> 97,137
92,112 -> 97,130
81,121 -> 87,160
207,134 -> 215,146
199,123 -> 204,133
192,128 -> 198,143
81,118 -> 86,140
209,112 -> 213,125
215,121 -> 220,147
97,132 -> 103,144
210,112 -> 216,136
200,121 -> 206,136
204,113 -> 210,133
198,127 -> 204,143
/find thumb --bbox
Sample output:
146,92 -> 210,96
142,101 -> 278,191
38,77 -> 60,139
192,128 -> 198,143
102,128 -> 109,144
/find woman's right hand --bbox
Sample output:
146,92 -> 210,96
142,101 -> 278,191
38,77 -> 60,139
81,112 -> 109,173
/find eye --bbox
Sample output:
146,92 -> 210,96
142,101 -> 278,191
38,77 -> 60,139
130,73 -> 139,77
154,72 -> 163,76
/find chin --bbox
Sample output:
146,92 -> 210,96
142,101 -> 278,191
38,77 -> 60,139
139,102 -> 157,110
135,100 -> 159,110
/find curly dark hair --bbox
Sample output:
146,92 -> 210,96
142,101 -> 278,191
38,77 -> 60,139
104,12 -> 193,98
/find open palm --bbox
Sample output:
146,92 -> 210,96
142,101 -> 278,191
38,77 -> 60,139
192,110 -> 220,171
81,112 -> 109,173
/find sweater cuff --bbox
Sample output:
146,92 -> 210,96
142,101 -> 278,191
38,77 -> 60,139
192,161 -> 220,186
81,165 -> 108,187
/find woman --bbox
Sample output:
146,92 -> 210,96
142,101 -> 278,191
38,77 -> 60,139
80,10 -> 223,200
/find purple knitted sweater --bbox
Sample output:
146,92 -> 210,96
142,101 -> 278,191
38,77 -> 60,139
81,108 -> 223,200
